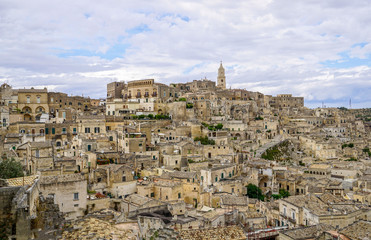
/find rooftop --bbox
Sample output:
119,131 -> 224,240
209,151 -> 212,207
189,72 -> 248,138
178,225 -> 246,240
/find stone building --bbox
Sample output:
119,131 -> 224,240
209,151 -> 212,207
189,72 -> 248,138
17,88 -> 49,122
0,175 -> 40,240
39,174 -> 87,220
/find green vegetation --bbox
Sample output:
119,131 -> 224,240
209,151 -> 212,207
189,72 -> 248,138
0,157 -> 24,179
345,157 -> 358,161
363,147 -> 371,157
261,145 -> 283,161
188,159 -> 195,163
131,114 -> 170,120
255,116 -> 264,120
272,189 -> 290,199
246,184 -> 264,201
194,136 -> 215,145
186,103 -> 194,108
342,143 -> 354,149
201,122 -> 223,131
299,161 -> 305,166
178,97 -> 187,102
87,189 -> 96,194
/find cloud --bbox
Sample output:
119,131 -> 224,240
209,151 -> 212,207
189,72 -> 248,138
0,0 -> 370,107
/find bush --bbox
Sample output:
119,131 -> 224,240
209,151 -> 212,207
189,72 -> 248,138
178,97 -> 187,102
155,114 -> 170,120
246,184 -> 264,201
186,103 -> 193,109
0,158 -> 24,179
279,189 -> 290,198
194,136 -> 215,145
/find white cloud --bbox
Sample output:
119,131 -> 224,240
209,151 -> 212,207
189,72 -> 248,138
0,0 -> 370,107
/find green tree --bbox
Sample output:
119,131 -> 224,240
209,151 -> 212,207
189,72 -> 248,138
0,158 -> 24,179
279,189 -> 290,198
215,123 -> 223,130
246,184 -> 264,201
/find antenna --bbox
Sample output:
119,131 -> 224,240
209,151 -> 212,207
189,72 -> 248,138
349,98 -> 351,109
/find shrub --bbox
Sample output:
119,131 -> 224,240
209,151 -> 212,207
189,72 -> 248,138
246,184 -> 264,201
0,158 -> 24,179
194,136 -> 215,145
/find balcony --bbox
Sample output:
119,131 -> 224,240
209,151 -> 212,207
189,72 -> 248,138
152,92 -> 157,97
128,94 -> 132,99
136,93 -> 141,98
144,93 -> 149,97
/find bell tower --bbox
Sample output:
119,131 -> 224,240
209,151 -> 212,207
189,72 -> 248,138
217,61 -> 226,89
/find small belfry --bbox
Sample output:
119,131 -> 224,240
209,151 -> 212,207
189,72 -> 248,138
217,61 -> 226,89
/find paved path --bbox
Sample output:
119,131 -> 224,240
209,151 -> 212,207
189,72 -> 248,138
255,135 -> 285,158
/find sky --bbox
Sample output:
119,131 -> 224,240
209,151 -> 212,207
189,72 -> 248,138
1,0 -> 371,108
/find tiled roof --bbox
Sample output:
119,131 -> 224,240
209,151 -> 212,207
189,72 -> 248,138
340,220 -> 371,240
62,217 -> 136,240
3,175 -> 38,187
280,224 -> 335,239
178,225 -> 246,240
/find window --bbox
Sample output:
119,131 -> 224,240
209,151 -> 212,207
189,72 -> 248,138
37,96 -> 40,103
27,96 -> 30,103
62,128 -> 66,134
45,128 -> 49,134
73,128 -> 77,134
122,175 -> 126,182
85,127 -> 90,133
56,142 -> 61,147
94,127 -> 100,133
151,192 -> 154,198
178,193 -> 181,199
35,149 -> 39,158
87,145 -> 91,151
74,193 -> 79,200
52,128 -> 55,134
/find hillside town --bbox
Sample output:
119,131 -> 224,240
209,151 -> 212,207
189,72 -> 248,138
0,63 -> 370,239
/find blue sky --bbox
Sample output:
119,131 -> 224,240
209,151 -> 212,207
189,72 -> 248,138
0,0 -> 371,108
